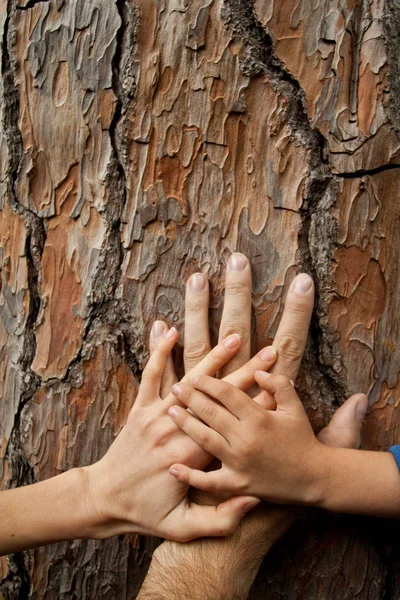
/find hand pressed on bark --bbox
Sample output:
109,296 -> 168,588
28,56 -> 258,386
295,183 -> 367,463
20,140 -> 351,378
83,328 -> 278,543
169,371 -> 400,518
138,258 -> 379,600
168,371 -> 325,505
0,327 -> 281,556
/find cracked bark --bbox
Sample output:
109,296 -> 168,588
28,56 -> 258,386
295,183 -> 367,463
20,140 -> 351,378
1,0 -> 400,598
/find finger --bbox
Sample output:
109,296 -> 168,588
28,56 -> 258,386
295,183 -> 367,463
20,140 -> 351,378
175,496 -> 260,541
171,383 -> 237,437
137,328 -> 178,406
168,405 -> 229,458
169,463 -> 229,493
184,273 -> 212,372
192,375 -> 253,420
218,253 -> 252,377
163,334 -> 243,409
272,273 -> 314,381
317,394 -> 368,449
254,372 -> 303,414
252,389 -> 276,410
223,345 -> 277,391
150,321 -> 178,396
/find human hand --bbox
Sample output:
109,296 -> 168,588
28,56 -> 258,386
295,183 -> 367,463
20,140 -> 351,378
167,372 -> 329,505
83,327 -> 277,542
138,256 -> 368,600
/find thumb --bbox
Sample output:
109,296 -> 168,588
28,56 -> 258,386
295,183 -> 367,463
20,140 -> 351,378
317,394 -> 368,449
178,496 -> 260,542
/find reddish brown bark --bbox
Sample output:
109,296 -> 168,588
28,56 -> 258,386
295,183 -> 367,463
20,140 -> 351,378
1,1 -> 400,598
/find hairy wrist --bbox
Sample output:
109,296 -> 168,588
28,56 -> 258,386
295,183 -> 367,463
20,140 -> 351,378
138,505 -> 297,600
140,542 -> 249,600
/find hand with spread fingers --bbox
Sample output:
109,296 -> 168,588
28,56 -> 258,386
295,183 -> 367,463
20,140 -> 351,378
167,372 -> 333,504
168,369 -> 400,519
84,327 -> 281,544
0,325 -> 280,556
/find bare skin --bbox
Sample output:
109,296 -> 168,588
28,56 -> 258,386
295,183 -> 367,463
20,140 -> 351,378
1,329 -> 281,556
138,253 -> 367,600
171,370 -> 399,517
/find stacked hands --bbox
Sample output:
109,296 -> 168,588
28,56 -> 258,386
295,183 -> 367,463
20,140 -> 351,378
3,252 -> 400,571
84,252 -> 382,547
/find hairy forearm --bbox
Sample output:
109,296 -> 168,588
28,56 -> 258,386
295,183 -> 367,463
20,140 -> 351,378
138,506 -> 296,600
314,447 -> 400,517
0,468 -> 96,555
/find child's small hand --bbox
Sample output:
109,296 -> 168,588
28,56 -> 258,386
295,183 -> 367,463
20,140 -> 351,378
168,371 -> 328,506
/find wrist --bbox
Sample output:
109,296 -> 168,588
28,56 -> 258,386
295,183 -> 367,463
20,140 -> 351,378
81,461 -> 127,540
152,505 -> 296,597
309,447 -> 400,516
300,441 -> 334,508
58,467 -> 107,540
151,539 -> 252,600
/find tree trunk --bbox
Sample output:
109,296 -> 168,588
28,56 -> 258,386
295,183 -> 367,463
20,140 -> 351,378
1,0 -> 400,597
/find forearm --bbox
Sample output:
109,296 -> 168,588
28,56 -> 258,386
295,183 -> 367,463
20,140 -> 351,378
314,447 -> 400,517
0,468 -> 96,555
138,505 -> 296,600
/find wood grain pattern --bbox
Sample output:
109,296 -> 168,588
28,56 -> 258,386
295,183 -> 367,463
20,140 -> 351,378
1,0 -> 400,597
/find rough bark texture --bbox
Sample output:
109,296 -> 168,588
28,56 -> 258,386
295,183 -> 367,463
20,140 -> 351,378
1,0 -> 400,598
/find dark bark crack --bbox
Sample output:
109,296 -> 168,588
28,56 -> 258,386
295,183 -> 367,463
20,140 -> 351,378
222,0 -> 347,407
16,0 -> 51,10
0,2 -> 43,593
49,0 -> 141,389
338,163 -> 400,178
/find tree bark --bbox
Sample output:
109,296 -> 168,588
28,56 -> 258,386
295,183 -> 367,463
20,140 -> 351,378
1,0 -> 400,597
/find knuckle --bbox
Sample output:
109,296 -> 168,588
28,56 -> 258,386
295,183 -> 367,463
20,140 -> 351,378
276,334 -> 304,362
142,365 -> 159,381
220,321 -> 249,344
169,443 -> 197,466
197,429 -> 211,448
240,439 -> 254,460
201,403 -> 217,424
286,299 -> 311,317
186,296 -> 208,312
154,423 -> 175,447
217,382 -> 232,402
225,281 -> 250,297
184,342 -> 210,362
133,409 -> 152,431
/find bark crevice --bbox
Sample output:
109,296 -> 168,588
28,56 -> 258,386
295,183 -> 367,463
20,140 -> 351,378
223,0 -> 347,407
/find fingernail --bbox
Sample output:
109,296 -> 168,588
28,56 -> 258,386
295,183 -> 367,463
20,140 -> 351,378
171,384 -> 183,397
166,327 -> 177,340
192,376 -> 200,386
260,346 -> 277,362
151,321 -> 166,339
242,498 -> 260,514
255,370 -> 270,380
229,253 -> 248,272
290,379 -> 295,387
223,333 -> 241,350
168,407 -> 180,418
293,273 -> 313,295
189,273 -> 207,292
356,396 -> 368,422
169,467 -> 180,477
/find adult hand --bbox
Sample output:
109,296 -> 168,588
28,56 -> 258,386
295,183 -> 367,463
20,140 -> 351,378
139,254 -> 367,600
